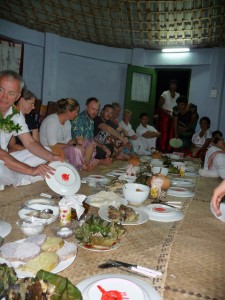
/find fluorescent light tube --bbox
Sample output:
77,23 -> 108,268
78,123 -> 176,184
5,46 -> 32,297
162,48 -> 190,53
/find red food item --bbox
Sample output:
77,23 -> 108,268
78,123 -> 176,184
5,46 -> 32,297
61,173 -> 70,181
153,207 -> 166,212
98,285 -> 123,300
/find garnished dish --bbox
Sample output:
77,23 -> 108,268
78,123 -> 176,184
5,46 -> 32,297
74,215 -> 125,251
99,205 -> 149,226
0,234 -> 77,278
0,264 -> 82,299
86,191 -> 127,208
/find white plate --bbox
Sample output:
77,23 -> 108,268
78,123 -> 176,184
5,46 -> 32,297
45,161 -> 81,196
98,205 -> 149,226
171,178 -> 195,187
185,172 -> 199,177
0,220 -> 12,238
144,204 -> 184,222
77,241 -> 121,252
0,240 -> 76,278
77,273 -> 162,300
118,174 -> 137,183
167,187 -> 195,197
18,204 -> 59,224
85,277 -> 145,300
86,175 -> 109,184
86,192 -> 127,208
25,198 -> 55,207
110,170 -> 127,176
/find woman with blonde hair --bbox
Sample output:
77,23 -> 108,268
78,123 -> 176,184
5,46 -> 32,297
40,98 -> 98,170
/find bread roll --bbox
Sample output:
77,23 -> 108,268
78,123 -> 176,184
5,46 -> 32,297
41,237 -> 64,252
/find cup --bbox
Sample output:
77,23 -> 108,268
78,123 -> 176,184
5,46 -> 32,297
59,205 -> 71,226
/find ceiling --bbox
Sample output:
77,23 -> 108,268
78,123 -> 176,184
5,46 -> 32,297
1,0 -> 225,50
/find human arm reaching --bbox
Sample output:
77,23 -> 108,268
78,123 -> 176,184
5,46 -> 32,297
211,179 -> 225,216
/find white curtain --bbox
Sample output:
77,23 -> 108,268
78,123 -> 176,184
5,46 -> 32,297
0,39 -> 23,73
131,72 -> 152,103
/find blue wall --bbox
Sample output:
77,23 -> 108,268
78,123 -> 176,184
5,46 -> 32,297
0,18 -> 224,135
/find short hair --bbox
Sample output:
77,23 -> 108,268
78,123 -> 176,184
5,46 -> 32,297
111,102 -> 121,109
21,89 -> 36,101
86,97 -> 99,106
102,104 -> 113,112
176,95 -> 188,104
212,130 -> 223,138
57,98 -> 79,114
140,112 -> 148,119
199,116 -> 211,127
123,109 -> 132,115
0,70 -> 25,91
169,79 -> 178,86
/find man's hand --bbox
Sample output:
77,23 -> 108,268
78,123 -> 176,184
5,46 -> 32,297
211,179 -> 225,216
30,163 -> 56,179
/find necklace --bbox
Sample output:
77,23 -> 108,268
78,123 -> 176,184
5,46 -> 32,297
0,106 -> 21,133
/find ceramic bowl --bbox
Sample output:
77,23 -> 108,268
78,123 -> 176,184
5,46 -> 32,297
17,219 -> 46,236
123,183 -> 150,205
151,167 -> 169,176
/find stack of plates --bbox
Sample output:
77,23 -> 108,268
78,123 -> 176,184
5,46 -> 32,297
171,178 -> 195,188
144,204 -> 184,222
77,274 -> 162,300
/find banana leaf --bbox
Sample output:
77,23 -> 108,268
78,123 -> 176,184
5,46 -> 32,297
36,270 -> 82,300
0,263 -> 18,296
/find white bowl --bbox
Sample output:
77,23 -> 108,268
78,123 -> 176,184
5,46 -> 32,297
17,219 -> 46,236
123,183 -> 150,205
171,161 -> 185,168
151,167 -> 169,176
210,202 -> 225,222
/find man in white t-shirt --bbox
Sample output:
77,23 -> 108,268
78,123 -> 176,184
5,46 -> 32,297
0,70 -> 61,187
136,113 -> 161,154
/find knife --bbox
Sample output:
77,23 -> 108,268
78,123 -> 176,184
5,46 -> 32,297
108,259 -> 162,277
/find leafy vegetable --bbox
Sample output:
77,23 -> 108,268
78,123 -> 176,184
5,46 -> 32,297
0,263 -> 18,298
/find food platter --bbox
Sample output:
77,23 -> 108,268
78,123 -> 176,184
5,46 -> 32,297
98,205 -> 149,226
86,191 -> 127,208
18,204 -> 59,224
0,239 -> 76,278
0,220 -> 12,238
45,161 -> 81,195
167,187 -> 195,197
144,204 -> 184,222
171,178 -> 195,187
77,274 -> 162,300
77,241 -> 121,252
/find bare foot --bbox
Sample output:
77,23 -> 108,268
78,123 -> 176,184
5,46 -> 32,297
98,157 -> 113,165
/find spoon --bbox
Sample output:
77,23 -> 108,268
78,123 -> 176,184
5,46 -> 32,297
21,204 -> 54,215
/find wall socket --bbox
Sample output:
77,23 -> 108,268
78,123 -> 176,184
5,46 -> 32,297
210,89 -> 217,98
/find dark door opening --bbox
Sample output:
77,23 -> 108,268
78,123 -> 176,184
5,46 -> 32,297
154,68 -> 192,110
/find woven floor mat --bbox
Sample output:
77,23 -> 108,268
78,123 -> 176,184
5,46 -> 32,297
164,176 -> 225,300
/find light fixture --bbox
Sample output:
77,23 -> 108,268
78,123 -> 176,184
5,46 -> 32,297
162,48 -> 190,53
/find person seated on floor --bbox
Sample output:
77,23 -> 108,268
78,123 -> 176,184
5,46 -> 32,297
111,102 -> 121,126
94,104 -> 130,160
136,112 -> 161,155
119,109 -> 140,154
199,130 -> 225,179
8,89 -> 39,153
211,179 -> 225,216
40,98 -> 98,170
71,97 -> 112,164
173,96 -> 199,150
0,70 -> 61,187
191,116 -> 212,159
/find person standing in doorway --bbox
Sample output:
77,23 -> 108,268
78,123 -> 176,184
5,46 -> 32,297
157,79 -> 180,152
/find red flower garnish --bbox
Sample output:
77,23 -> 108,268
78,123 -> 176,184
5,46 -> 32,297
153,207 -> 166,212
61,173 -> 70,181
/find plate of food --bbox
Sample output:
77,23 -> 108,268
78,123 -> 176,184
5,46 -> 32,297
77,274 -> 162,300
45,161 -> 81,196
0,220 -> 12,238
144,204 -> 184,222
0,235 -> 77,278
18,204 -> 59,224
86,191 -> 127,208
74,215 -> 125,252
171,178 -> 195,187
167,187 -> 195,197
98,205 -> 149,226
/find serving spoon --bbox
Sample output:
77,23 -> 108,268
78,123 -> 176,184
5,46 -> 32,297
20,204 -> 54,215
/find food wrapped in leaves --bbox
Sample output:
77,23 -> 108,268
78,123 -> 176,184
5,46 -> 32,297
74,215 -> 124,247
107,205 -> 139,223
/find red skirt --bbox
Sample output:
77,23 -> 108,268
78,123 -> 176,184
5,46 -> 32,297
156,109 -> 174,152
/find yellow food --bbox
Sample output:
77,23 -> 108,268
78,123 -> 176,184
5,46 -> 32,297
41,237 -> 64,252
